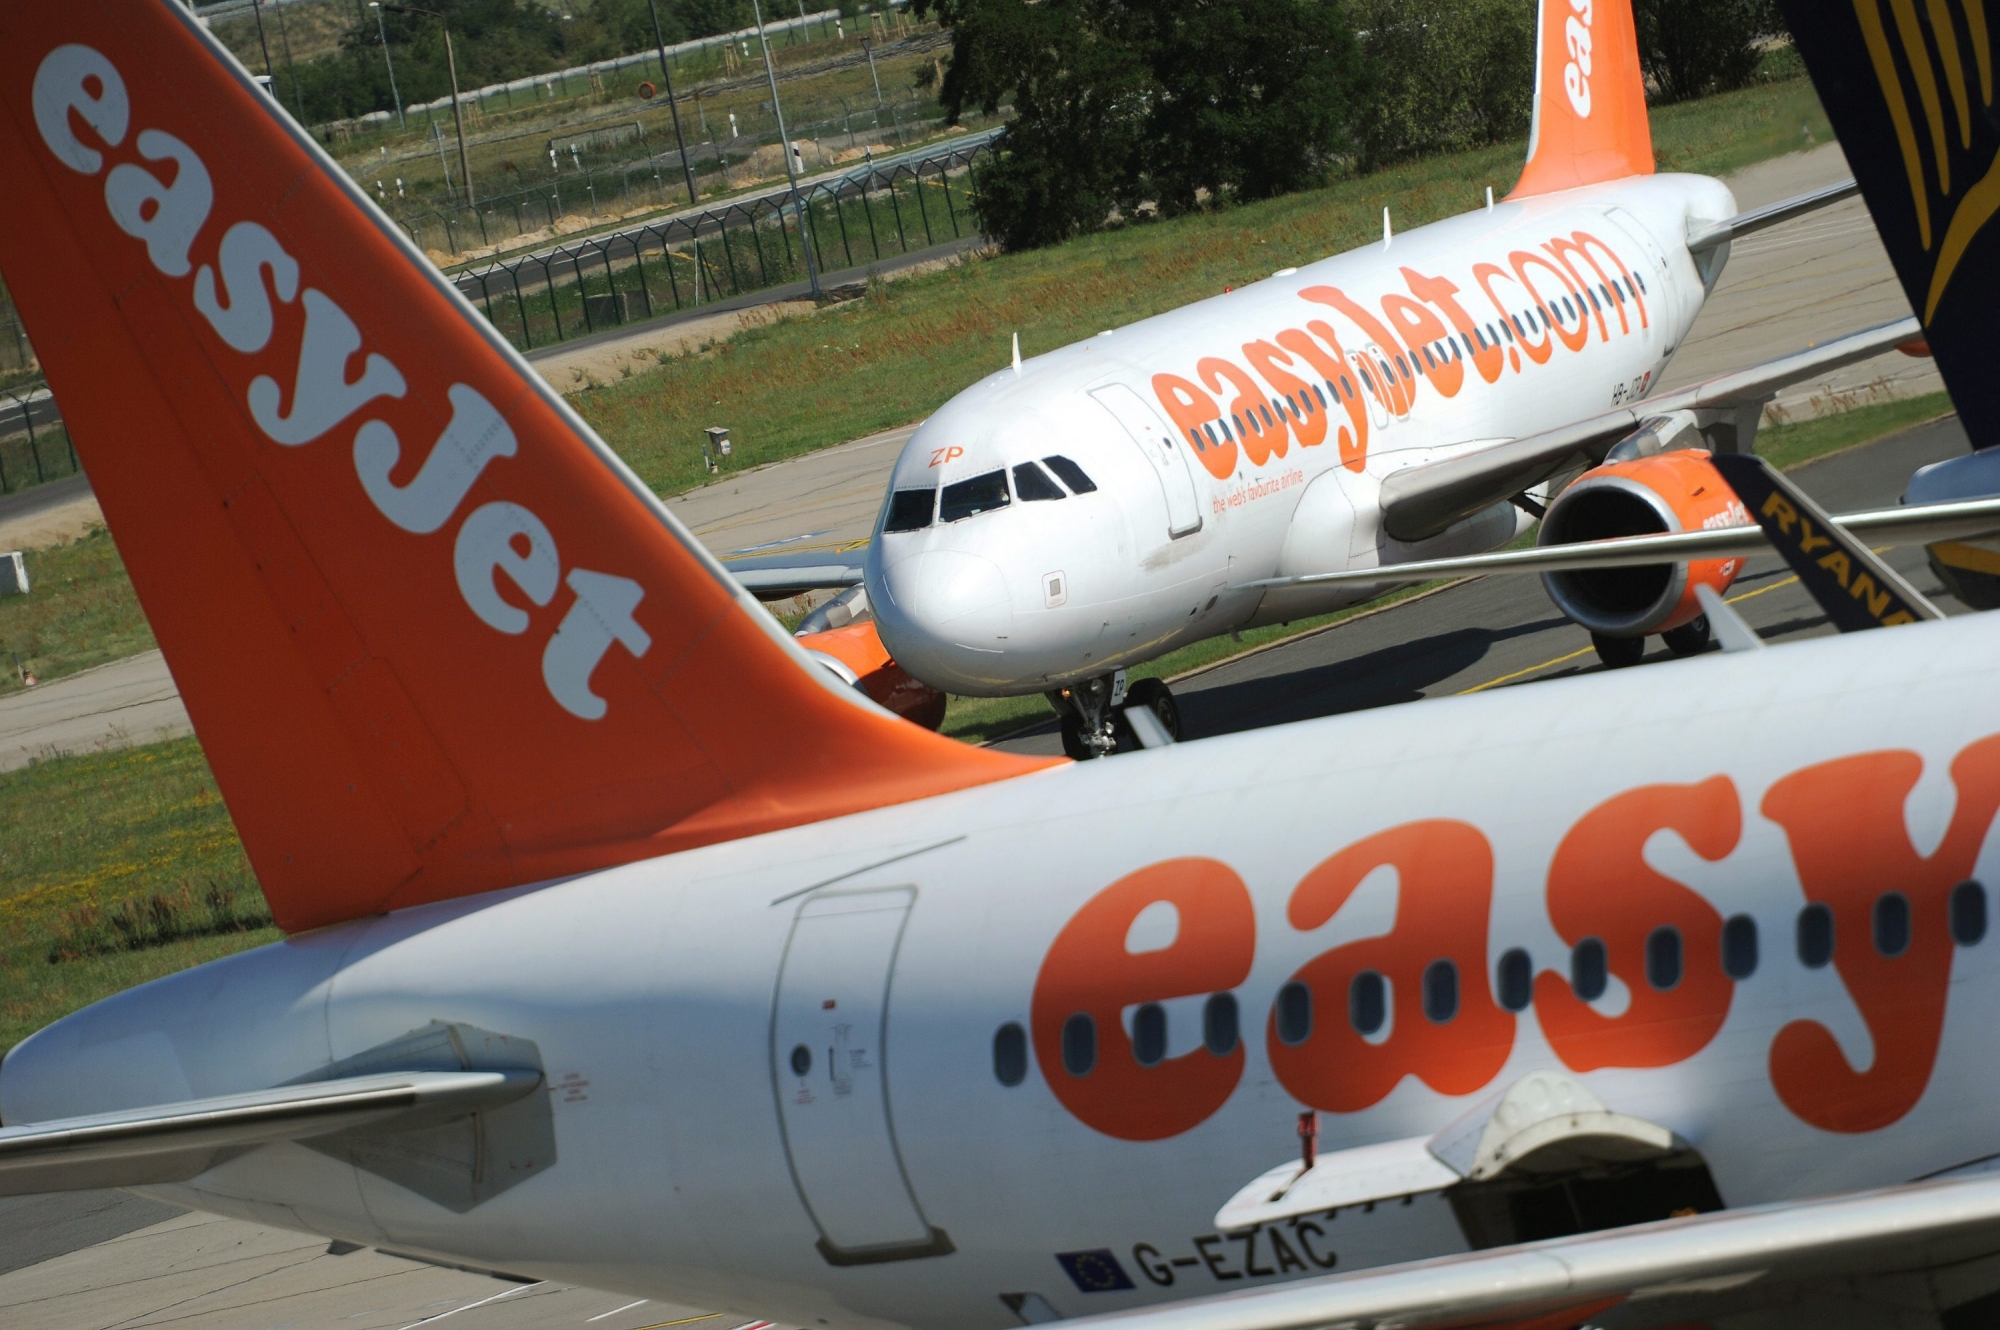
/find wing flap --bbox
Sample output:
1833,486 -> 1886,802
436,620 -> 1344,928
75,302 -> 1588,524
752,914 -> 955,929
0,1069 -> 539,1197
1058,1174 -> 2000,1330
1379,318 -> 1923,543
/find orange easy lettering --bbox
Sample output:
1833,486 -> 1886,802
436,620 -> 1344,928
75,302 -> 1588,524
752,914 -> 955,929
1269,821 -> 1513,1113
1510,250 -> 1585,355
1199,356 -> 1285,468
1153,372 -> 1237,480
1243,340 -> 1326,448
1276,325 -> 1369,471
1763,734 -> 2000,1133
1298,285 -> 1416,416
1381,292 -> 1464,398
1401,267 -> 1504,386
1032,858 -> 1256,1141
1534,777 -> 1740,1072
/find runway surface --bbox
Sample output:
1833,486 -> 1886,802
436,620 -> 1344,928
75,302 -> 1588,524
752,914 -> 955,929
993,414 -> 1971,757
0,140 -> 1967,1326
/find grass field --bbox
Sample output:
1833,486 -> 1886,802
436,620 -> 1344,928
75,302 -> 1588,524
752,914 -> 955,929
0,529 -> 155,699
0,386 -> 1955,1059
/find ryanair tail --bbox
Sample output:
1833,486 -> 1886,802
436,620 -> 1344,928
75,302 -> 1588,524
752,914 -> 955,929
0,5 -> 1049,934
1777,1 -> 2000,605
1509,0 -> 1656,199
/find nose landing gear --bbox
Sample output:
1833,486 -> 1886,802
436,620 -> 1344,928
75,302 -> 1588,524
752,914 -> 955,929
1051,671 -> 1182,759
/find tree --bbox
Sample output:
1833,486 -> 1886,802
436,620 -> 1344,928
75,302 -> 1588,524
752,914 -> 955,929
920,0 -> 1365,249
1632,0 -> 1782,103
1349,0 -> 1534,172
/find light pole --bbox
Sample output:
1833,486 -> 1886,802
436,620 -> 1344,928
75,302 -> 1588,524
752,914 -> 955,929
861,36 -> 883,108
249,0 -> 276,91
367,3 -> 405,130
385,5 -> 474,208
644,0 -> 700,207
750,0 -> 820,298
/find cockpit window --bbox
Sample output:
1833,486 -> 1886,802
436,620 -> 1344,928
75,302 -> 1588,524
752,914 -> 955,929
940,470 -> 1011,522
883,487 -> 936,533
1013,461 -> 1065,501
1042,455 -> 1098,494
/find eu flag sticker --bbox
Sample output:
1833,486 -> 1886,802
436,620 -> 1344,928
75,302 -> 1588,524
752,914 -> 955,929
1057,1248 -> 1135,1292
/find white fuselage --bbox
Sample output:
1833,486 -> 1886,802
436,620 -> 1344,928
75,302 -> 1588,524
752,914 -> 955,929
867,174 -> 1736,695
8,612 -> 2000,1330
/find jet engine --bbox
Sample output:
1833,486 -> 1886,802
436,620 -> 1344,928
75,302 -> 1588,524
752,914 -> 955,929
798,613 -> 949,731
1538,450 -> 1751,664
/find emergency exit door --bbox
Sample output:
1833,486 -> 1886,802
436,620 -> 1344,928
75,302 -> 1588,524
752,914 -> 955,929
772,888 -> 951,1265
1091,383 -> 1204,537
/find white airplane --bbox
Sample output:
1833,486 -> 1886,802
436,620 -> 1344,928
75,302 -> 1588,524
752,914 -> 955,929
19,8 -> 2000,1330
816,0 -> 1936,758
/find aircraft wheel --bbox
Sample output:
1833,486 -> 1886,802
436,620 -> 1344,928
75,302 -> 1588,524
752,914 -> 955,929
1123,678 -> 1182,743
1661,614 -> 1712,657
1591,631 -> 1646,669
1059,713 -> 1095,760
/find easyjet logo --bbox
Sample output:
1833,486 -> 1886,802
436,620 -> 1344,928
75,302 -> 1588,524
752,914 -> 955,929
1031,733 -> 2000,1141
31,44 -> 650,721
1150,233 -> 1649,482
1563,0 -> 1594,117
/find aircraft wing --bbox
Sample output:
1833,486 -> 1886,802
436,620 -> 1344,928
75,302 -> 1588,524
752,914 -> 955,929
1378,316 -> 1923,543
1241,495 -> 2000,591
0,1070 -> 539,1197
1057,1172 -> 2000,1330
718,551 -> 868,598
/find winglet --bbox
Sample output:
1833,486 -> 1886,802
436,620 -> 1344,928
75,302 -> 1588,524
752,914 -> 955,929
0,5 -> 1054,934
1508,0 -> 1654,199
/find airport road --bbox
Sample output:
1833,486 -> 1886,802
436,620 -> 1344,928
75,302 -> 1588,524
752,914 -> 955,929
994,413 -> 1972,758
0,1187 -> 761,1330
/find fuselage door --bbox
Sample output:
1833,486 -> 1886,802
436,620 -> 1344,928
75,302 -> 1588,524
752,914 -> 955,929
771,887 -> 952,1266
1089,383 -> 1204,538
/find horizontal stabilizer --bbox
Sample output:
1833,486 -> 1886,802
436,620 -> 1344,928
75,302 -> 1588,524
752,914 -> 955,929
0,1070 -> 539,1197
1063,1172 -> 2000,1330
1686,179 -> 1860,253
1242,494 -> 2000,592
1379,318 -> 1921,542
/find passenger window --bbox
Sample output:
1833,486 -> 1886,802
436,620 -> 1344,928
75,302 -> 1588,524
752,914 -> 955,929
1635,271 -> 1648,293
1646,925 -> 1682,991
1797,903 -> 1835,968
883,486 -> 936,533
1276,980 -> 1313,1045
1349,971 -> 1386,1035
1873,891 -> 1911,957
1313,382 -> 1327,406
1572,936 -> 1608,1000
940,469 -> 1010,522
1061,1012 -> 1096,1075
1496,947 -> 1533,1012
1041,455 -> 1098,494
1722,913 -> 1759,979
1953,880 -> 1988,945
1204,992 -> 1240,1055
1013,461 -> 1065,502
1133,1002 -> 1167,1066
1423,959 -> 1458,1023
993,1022 -> 1027,1086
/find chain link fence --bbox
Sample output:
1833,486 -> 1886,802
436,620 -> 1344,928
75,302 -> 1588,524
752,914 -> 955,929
454,136 -> 993,352
0,387 -> 79,496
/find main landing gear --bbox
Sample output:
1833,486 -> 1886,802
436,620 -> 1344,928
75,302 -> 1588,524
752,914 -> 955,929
1590,614 -> 1713,669
1051,671 -> 1183,759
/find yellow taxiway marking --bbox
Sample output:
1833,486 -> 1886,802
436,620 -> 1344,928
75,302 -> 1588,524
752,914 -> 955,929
630,1317 -> 723,1330
1456,573 -> 1807,695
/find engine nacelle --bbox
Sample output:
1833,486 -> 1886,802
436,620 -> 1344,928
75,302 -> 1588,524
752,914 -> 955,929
798,618 -> 949,731
1907,448 -> 2000,609
1538,450 -> 1750,638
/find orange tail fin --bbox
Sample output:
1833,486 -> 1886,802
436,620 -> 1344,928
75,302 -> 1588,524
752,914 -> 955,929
1508,0 -> 1654,199
0,5 -> 1051,933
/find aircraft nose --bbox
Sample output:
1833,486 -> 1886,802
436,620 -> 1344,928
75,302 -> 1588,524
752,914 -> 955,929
873,550 -> 1016,690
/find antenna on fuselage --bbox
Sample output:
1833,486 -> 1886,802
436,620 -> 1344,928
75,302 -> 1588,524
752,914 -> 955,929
1486,186 -> 1495,212
1011,332 -> 1021,376
1382,207 -> 1392,249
